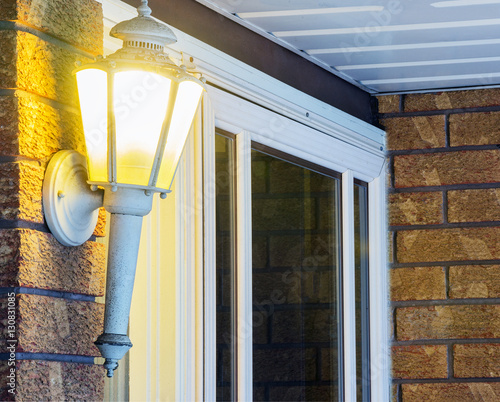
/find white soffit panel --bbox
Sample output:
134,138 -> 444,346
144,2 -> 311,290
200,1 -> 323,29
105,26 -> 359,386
196,0 -> 500,94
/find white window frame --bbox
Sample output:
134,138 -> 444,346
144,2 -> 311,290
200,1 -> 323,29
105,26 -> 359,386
100,1 -> 389,401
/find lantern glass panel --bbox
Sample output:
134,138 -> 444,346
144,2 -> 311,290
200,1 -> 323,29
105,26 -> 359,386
113,70 -> 172,186
156,80 -> 203,190
76,68 -> 109,182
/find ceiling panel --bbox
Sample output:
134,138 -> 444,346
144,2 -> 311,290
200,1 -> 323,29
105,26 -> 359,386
196,0 -> 500,94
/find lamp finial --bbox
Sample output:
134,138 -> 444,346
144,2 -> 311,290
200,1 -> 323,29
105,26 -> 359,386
138,0 -> 152,17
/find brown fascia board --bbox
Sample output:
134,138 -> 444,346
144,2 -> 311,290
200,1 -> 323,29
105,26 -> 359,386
121,0 -> 377,124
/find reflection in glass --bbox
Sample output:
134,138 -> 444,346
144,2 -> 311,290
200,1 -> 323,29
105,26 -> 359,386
215,134 -> 235,401
251,149 -> 341,401
355,184 -> 370,402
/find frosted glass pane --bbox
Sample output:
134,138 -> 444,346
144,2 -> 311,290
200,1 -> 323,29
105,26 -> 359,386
76,68 -> 108,182
114,71 -> 172,186
156,80 -> 203,190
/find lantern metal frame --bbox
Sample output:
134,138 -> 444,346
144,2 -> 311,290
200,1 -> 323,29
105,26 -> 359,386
42,0 -> 205,378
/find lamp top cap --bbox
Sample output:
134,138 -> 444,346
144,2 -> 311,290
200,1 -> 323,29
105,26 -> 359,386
110,0 -> 177,47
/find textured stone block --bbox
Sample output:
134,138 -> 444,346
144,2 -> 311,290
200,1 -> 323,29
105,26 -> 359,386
92,207 -> 107,237
0,229 -> 105,296
7,294 -> 103,356
0,31 -> 93,106
272,309 -> 334,343
390,267 -> 446,301
252,198 -> 303,231
0,0 -> 103,53
454,344 -> 500,378
448,189 -> 500,223
253,348 -> 316,382
391,345 -> 448,379
0,95 -> 85,159
253,271 -> 301,305
394,150 -> 500,188
0,360 -> 104,401
268,386 -> 334,402
0,161 -> 44,224
396,305 -> 500,341
389,192 -> 443,226
449,265 -> 500,299
402,383 -> 500,401
397,227 -> 500,263
382,116 -> 446,150
450,112 -> 500,146
377,95 -> 400,114
404,89 -> 500,112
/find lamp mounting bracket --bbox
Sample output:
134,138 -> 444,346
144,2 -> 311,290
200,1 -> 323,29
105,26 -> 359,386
43,150 -> 104,246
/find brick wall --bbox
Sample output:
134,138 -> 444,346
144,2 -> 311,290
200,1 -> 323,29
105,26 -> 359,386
0,0 -> 106,400
379,89 -> 500,401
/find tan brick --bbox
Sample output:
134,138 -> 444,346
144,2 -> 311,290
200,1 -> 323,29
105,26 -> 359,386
0,161 -> 44,224
0,294 -> 103,356
0,229 -> 105,296
391,384 -> 398,402
396,305 -> 500,341
377,94 -> 400,114
93,207 -> 107,237
449,265 -> 500,299
450,112 -> 500,146
454,344 -> 500,378
383,116 -> 446,150
0,95 -> 86,159
397,228 -> 500,263
0,360 -> 104,401
0,31 -> 94,106
37,296 -> 103,355
405,89 -> 500,112
389,192 -> 443,226
391,345 -> 448,379
448,189 -> 500,223
391,267 -> 446,301
402,383 -> 500,401
394,150 -> 500,188
0,0 -> 103,53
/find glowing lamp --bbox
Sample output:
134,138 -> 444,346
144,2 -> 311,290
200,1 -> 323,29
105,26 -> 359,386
42,0 -> 205,377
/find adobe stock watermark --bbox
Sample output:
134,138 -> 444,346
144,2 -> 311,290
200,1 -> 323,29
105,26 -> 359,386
5,292 -> 17,396
339,0 -> 408,63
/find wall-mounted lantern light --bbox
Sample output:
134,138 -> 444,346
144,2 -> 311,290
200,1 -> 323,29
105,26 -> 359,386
42,0 -> 205,377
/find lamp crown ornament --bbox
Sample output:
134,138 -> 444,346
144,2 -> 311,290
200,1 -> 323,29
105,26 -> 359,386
43,0 -> 206,378
110,0 -> 177,52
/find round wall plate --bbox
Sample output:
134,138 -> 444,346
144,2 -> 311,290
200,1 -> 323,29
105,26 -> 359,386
43,150 -> 103,246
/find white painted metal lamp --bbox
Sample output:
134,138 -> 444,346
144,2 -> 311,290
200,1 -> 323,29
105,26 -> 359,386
42,0 -> 205,377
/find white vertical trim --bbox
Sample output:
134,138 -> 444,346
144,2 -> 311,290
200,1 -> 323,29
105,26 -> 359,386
146,213 -> 152,402
235,131 -> 253,401
155,199 -> 161,402
342,170 -> 357,402
202,96 -> 217,402
368,167 -> 390,402
175,130 -> 198,402
194,110 -> 205,402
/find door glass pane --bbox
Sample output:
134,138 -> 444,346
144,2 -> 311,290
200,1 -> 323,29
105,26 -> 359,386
215,134 -> 235,401
251,149 -> 341,402
355,184 -> 370,402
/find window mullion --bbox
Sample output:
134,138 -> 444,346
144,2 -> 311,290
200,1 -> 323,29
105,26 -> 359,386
342,169 -> 357,401
235,130 -> 253,401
